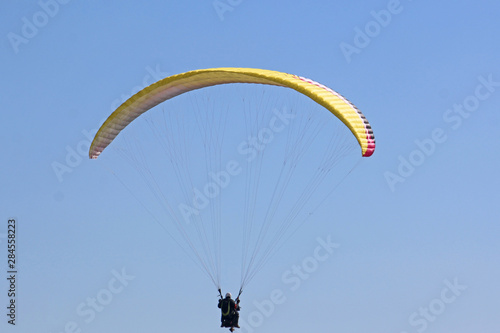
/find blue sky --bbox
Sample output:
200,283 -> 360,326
1,0 -> 499,332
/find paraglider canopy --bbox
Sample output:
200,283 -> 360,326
89,68 -> 375,159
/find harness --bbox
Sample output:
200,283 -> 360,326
222,300 -> 231,317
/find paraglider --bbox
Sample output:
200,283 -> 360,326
218,290 -> 241,332
89,67 -> 375,330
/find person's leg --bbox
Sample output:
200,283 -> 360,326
234,312 -> 240,328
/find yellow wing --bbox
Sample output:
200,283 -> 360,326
89,68 -> 375,159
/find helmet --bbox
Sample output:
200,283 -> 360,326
225,292 -> 232,298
